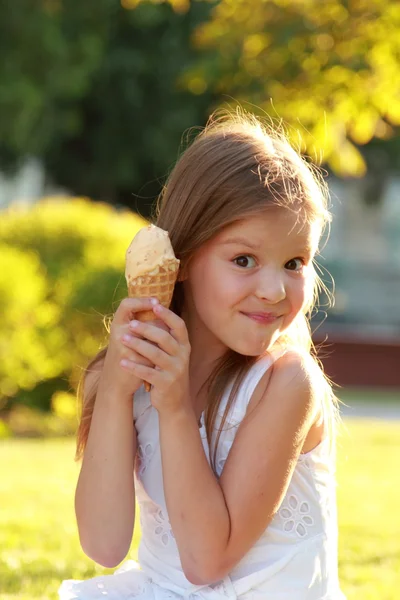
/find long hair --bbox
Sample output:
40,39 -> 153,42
75,107 -> 341,465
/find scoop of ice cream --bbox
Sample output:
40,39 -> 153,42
125,224 -> 177,279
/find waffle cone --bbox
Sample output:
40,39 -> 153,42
127,259 -> 179,306
127,259 -> 180,392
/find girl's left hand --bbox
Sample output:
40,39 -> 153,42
120,303 -> 191,415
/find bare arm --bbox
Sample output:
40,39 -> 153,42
160,351 -> 319,584
74,297 -> 163,568
75,362 -> 136,568
116,306 -> 319,583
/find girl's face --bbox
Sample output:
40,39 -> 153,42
182,208 -> 320,359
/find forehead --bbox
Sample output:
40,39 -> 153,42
215,209 -> 320,251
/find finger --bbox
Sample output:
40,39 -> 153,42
121,335 -> 171,370
127,320 -> 179,355
151,304 -> 190,345
120,360 -> 159,386
116,297 -> 159,324
123,346 -> 154,368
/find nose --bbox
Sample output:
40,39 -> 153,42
255,267 -> 286,304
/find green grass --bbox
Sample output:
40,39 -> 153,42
336,419 -> 400,599
1,419 -> 400,600
0,439 -> 141,600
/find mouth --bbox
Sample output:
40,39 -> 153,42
241,312 -> 281,324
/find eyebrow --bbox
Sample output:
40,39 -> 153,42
221,235 -> 314,255
221,236 -> 261,250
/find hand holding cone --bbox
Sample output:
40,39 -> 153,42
125,225 -> 180,391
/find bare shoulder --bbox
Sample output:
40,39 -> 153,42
269,348 -> 326,449
247,347 -> 319,419
245,347 -> 322,438
214,347 -> 325,575
272,348 -> 318,392
243,348 -> 322,443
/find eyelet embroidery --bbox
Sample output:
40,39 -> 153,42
154,507 -> 175,546
137,443 -> 153,476
279,494 -> 314,538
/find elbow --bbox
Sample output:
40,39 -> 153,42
79,535 -> 129,569
183,558 -> 229,586
75,510 -> 134,569
82,544 -> 127,569
93,554 -> 125,570
184,569 -> 208,586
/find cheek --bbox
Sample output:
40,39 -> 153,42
285,279 -> 308,322
296,284 -> 308,311
189,262 -> 228,318
301,273 -> 316,312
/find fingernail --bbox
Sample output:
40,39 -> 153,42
130,320 -> 139,328
150,298 -> 159,306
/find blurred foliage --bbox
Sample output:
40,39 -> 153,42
129,0 -> 400,178
0,198 -> 147,411
186,0 -> 400,177
3,404 -> 77,437
0,419 -> 11,440
123,0 -> 192,13
0,0 -> 213,210
0,1 -> 111,162
1,0 -> 400,207
52,390 -> 78,420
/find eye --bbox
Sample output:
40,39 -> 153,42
233,255 -> 257,269
285,258 -> 305,272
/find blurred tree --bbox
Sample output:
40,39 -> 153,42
43,2 -> 215,211
0,1 -> 214,213
1,0 -> 400,207
134,0 -> 400,179
360,129 -> 400,205
0,1 -> 111,164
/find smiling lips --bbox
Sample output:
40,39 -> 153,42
242,312 -> 280,324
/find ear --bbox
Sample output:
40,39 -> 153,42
177,259 -> 191,282
177,267 -> 187,282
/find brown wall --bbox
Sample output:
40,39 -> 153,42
313,333 -> 400,388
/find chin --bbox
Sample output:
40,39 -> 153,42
215,325 -> 280,357
230,338 -> 275,357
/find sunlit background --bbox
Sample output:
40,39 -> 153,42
1,1 -> 399,599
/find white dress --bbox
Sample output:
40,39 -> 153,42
59,346 -> 346,600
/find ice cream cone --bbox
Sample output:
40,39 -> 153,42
125,227 -> 180,393
127,259 -> 179,318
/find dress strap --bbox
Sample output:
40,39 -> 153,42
215,344 -> 290,425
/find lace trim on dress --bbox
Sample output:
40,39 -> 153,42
279,494 -> 315,538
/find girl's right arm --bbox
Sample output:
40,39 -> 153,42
74,297 -> 162,568
75,365 -> 136,568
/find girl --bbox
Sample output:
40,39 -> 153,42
59,108 -> 346,599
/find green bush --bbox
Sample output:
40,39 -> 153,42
3,404 -> 78,438
0,197 -> 147,415
0,418 -> 11,439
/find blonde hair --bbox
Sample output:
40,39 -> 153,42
76,107 -> 341,465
